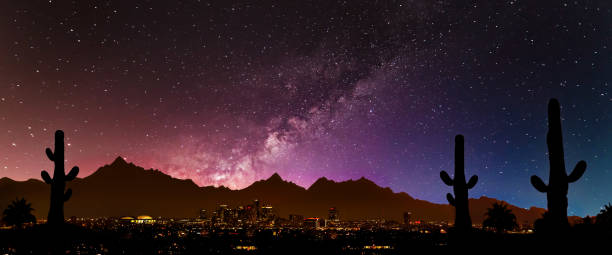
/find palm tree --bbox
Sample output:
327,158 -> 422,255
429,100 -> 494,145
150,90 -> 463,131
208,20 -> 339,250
483,202 -> 518,233
3,198 -> 36,228
582,215 -> 593,225
596,203 -> 612,229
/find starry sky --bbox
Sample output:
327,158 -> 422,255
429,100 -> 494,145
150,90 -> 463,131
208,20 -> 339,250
0,0 -> 610,216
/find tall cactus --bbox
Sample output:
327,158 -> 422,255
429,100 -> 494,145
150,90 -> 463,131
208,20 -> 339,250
530,99 -> 586,229
41,130 -> 79,225
440,135 -> 478,231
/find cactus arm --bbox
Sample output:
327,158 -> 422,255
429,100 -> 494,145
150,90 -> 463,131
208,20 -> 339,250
64,188 -> 72,201
66,166 -> 79,181
45,148 -> 55,161
567,160 -> 587,183
446,193 -> 455,206
440,171 -> 454,186
466,175 -> 478,189
530,175 -> 548,193
41,170 -> 53,184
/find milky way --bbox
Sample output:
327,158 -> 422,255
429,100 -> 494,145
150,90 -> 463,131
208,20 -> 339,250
0,1 -> 611,216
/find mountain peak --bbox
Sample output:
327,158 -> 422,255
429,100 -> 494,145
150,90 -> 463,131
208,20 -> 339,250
355,176 -> 372,184
267,172 -> 283,182
309,177 -> 335,190
243,172 -> 306,193
88,156 -> 138,179
314,176 -> 330,183
111,156 -> 128,166
0,177 -> 16,184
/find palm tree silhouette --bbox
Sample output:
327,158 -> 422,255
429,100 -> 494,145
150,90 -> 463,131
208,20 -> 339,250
596,203 -> 612,229
2,198 -> 36,228
483,202 -> 517,233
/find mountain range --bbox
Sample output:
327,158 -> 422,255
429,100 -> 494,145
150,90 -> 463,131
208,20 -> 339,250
0,156 -> 554,225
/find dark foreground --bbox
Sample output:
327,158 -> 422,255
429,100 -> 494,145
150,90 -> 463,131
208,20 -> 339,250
0,224 -> 608,254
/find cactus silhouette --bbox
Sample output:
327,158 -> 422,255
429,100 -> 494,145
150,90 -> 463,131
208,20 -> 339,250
530,98 -> 586,229
440,135 -> 478,231
41,130 -> 79,225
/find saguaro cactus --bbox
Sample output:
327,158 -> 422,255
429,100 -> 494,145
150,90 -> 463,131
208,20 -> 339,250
41,130 -> 79,225
440,135 -> 478,231
530,99 -> 586,229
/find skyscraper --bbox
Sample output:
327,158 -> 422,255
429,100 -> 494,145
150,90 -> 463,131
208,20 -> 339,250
199,209 -> 207,220
328,207 -> 339,222
403,212 -> 412,226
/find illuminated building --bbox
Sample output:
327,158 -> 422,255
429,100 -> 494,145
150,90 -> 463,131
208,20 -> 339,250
325,207 -> 340,227
403,212 -> 411,226
304,218 -> 320,229
254,199 -> 260,220
217,205 -> 229,223
328,207 -> 339,221
199,209 -> 207,220
289,214 -> 304,227
261,206 -> 274,222
119,216 -> 134,223
243,205 -> 256,223
134,215 -> 155,224
363,244 -> 394,250
119,215 -> 156,224
234,246 -> 257,251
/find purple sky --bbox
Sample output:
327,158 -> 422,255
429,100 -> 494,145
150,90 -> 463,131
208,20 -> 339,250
0,1 -> 611,216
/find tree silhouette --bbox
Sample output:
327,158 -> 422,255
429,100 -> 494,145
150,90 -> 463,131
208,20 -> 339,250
483,202 -> 517,233
582,215 -> 593,225
440,135 -> 478,231
596,203 -> 612,229
533,212 -> 553,233
3,198 -> 36,228
530,98 -> 586,231
41,130 -> 79,226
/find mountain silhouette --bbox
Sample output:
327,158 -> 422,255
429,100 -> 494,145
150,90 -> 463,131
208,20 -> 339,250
0,157 -> 575,225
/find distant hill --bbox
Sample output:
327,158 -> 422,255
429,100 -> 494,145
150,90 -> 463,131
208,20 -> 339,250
0,157 -> 558,225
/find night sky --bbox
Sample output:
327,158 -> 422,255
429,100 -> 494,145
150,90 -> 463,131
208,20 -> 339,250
0,1 -> 610,216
